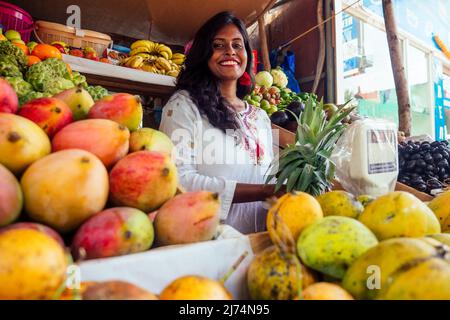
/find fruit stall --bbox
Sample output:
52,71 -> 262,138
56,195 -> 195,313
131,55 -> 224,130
1,0 -> 450,302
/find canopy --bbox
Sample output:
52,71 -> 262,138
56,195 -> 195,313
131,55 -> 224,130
145,0 -> 276,44
7,0 -> 276,45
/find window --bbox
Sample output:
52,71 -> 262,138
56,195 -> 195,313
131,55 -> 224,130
341,15 -> 399,127
338,12 -> 435,137
407,45 -> 432,136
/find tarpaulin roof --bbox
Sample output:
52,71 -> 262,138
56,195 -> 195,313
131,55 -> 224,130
7,0 -> 275,45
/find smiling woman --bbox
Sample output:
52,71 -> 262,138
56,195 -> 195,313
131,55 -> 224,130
159,11 -> 284,234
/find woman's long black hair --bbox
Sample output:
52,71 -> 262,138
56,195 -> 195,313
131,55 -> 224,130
176,11 -> 254,132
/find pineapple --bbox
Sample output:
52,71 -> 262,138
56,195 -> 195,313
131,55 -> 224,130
267,97 -> 354,196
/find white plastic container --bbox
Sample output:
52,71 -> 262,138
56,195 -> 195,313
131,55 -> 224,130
332,118 -> 399,196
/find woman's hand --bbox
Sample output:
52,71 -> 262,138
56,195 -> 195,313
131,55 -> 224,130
232,183 -> 286,204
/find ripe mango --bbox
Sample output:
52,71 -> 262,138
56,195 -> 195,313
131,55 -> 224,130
21,149 -> 109,233
247,245 -> 302,300
378,258 -> 450,300
428,190 -> 450,232
160,275 -> 232,300
71,207 -> 154,260
82,281 -> 158,300
266,192 -> 323,243
129,128 -> 174,157
109,151 -> 178,212
359,191 -> 441,240
297,216 -> 378,279
18,97 -> 73,138
52,119 -> 130,169
0,164 -> 22,227
342,238 -> 439,300
154,191 -> 220,246
88,93 -> 143,131
0,229 -> 67,299
317,191 -> 364,219
302,282 -> 354,300
0,113 -> 51,175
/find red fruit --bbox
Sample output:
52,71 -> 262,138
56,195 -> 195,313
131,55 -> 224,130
69,49 -> 84,58
52,119 -> 130,169
109,151 -> 178,212
18,98 -> 73,137
0,79 -> 19,114
71,207 -> 154,260
52,43 -> 66,54
88,93 -> 143,131
84,51 -> 98,60
100,58 -> 111,64
0,222 -> 65,248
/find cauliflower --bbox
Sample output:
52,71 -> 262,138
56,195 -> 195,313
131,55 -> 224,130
255,71 -> 273,88
0,55 -> 22,78
5,76 -> 33,98
270,67 -> 288,89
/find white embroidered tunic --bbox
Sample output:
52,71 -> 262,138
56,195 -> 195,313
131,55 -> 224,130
159,90 -> 275,234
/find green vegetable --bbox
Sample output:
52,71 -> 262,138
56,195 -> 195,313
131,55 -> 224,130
42,78 -> 75,96
0,41 -> 27,70
0,55 -> 22,78
18,91 -> 51,106
5,76 -> 33,97
25,58 -> 73,94
86,85 -> 109,101
71,71 -> 87,87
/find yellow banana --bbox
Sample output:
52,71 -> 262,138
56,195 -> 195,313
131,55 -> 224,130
135,53 -> 153,60
131,40 -> 155,51
155,57 -> 172,72
166,69 -> 180,77
126,56 -> 144,69
141,62 -> 159,73
157,44 -> 173,60
171,53 -> 186,66
130,47 -> 152,56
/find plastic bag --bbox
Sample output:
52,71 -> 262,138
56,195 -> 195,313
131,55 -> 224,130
270,49 -> 301,93
331,118 -> 399,197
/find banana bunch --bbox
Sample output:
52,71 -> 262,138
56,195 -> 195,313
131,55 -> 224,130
120,39 -> 186,77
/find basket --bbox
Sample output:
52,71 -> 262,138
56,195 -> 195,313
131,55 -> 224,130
34,20 -> 112,57
0,1 -> 34,42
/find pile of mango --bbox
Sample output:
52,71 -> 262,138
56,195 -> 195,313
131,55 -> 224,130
0,79 -> 225,300
247,190 -> 450,300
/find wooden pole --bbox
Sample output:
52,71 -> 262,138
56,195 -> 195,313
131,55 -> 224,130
382,0 -> 411,136
258,14 -> 271,71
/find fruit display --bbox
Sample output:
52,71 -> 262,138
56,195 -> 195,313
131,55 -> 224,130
398,140 -> 450,194
244,187 -> 450,301
244,69 -> 318,123
0,37 -> 109,105
120,40 -> 185,77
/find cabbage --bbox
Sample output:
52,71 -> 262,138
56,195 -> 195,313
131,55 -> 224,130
255,71 -> 273,88
270,68 -> 288,88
